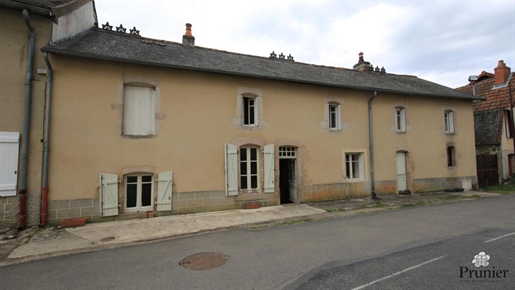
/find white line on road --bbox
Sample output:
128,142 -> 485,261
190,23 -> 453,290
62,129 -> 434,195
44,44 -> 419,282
351,256 -> 446,290
484,232 -> 515,243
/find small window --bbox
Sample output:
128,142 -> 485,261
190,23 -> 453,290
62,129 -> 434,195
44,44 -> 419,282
123,86 -> 156,136
345,153 -> 364,181
395,107 -> 406,132
444,110 -> 455,133
240,147 -> 259,190
242,96 -> 258,126
447,146 -> 455,167
328,103 -> 341,130
125,174 -> 153,210
505,109 -> 514,138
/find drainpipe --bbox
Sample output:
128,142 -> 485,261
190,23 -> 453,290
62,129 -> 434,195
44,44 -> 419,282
40,52 -> 53,227
18,9 -> 35,229
368,91 -> 378,199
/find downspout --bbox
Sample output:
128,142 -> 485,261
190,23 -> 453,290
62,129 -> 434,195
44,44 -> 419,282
40,52 -> 53,227
369,91 -> 378,199
18,9 -> 35,229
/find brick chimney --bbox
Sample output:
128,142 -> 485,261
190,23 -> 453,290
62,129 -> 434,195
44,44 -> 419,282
353,52 -> 371,72
182,23 -> 195,46
494,60 -> 511,85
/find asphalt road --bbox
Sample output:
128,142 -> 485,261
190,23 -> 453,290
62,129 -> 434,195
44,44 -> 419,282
1,195 -> 514,290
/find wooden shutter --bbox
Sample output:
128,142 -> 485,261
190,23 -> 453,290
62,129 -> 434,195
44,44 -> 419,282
123,86 -> 155,136
0,132 -> 20,197
263,144 -> 275,193
157,171 -> 173,211
225,144 -> 238,196
99,173 -> 119,216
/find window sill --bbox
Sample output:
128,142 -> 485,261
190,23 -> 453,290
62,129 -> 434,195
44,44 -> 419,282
122,134 -> 156,139
345,179 -> 364,183
395,131 -> 407,134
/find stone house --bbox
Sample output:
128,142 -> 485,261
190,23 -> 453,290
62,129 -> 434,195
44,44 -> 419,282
457,60 -> 515,187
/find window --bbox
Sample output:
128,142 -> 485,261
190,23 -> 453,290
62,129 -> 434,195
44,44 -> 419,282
444,110 -> 455,133
447,146 -> 455,167
505,109 -> 514,138
345,153 -> 364,181
395,107 -> 406,132
125,174 -> 153,210
328,103 -> 341,130
242,96 -> 258,126
225,143 -> 274,195
123,86 -> 156,136
240,147 -> 259,190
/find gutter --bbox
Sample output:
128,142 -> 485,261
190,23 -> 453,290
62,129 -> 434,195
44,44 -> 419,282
369,91 -> 378,199
40,52 -> 53,227
18,9 -> 35,229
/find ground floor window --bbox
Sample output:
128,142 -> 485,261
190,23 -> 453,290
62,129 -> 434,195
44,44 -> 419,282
447,146 -> 456,167
345,153 -> 364,181
125,174 -> 153,210
240,147 -> 259,190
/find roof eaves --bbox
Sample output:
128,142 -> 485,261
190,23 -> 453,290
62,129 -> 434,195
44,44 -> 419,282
0,0 -> 52,18
42,45 -> 480,100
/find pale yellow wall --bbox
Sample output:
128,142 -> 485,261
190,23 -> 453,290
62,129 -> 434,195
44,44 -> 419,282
0,8 -> 53,213
372,94 -> 477,181
47,55 -> 477,200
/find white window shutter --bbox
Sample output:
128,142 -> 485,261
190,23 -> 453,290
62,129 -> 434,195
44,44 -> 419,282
99,173 -> 119,216
157,171 -> 173,211
263,144 -> 275,193
449,111 -> 454,133
225,143 -> 238,196
0,132 -> 20,197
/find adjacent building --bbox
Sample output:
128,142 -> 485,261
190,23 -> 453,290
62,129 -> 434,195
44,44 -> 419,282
0,0 -> 96,228
457,60 -> 515,187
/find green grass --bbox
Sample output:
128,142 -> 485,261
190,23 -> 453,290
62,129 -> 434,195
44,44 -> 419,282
326,208 -> 346,213
439,195 -> 462,200
279,218 -> 314,226
482,184 -> 515,194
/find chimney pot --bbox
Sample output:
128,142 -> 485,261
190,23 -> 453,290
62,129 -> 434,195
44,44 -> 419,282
353,51 -> 371,72
494,60 -> 511,85
182,23 -> 195,46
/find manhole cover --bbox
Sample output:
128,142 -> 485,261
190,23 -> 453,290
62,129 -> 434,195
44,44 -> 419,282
179,252 -> 229,270
100,236 -> 115,242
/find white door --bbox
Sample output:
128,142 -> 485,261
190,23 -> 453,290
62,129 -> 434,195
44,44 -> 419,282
289,160 -> 297,202
396,152 -> 407,192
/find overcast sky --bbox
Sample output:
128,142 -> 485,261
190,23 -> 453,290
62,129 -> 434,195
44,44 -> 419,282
95,0 -> 514,88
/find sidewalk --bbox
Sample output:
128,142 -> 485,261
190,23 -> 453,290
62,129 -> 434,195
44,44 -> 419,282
0,190 -> 502,266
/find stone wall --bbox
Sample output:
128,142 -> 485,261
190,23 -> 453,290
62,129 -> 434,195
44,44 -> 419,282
46,190 -> 277,226
0,196 -> 18,229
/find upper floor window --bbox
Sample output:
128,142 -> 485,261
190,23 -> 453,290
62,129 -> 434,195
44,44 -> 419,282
242,96 -> 258,126
505,109 -> 514,138
444,110 -> 455,133
395,107 -> 406,132
123,85 -> 156,136
328,102 -> 341,130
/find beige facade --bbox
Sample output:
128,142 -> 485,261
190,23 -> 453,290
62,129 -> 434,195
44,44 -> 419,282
42,55 -> 477,225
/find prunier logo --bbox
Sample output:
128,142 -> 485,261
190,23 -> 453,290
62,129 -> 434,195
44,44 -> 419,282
460,252 -> 509,279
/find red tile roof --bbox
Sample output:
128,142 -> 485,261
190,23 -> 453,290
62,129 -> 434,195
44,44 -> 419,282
457,72 -> 515,112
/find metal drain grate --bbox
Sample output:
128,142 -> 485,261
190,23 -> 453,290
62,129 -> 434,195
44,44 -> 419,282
100,236 -> 115,242
179,252 -> 229,270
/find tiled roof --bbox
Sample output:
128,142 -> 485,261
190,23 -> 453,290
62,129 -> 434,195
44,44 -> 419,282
42,28 -> 477,100
456,72 -> 515,112
474,110 -> 502,146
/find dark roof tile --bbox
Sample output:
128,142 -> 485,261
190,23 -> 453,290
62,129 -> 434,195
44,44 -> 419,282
43,29 -> 477,100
